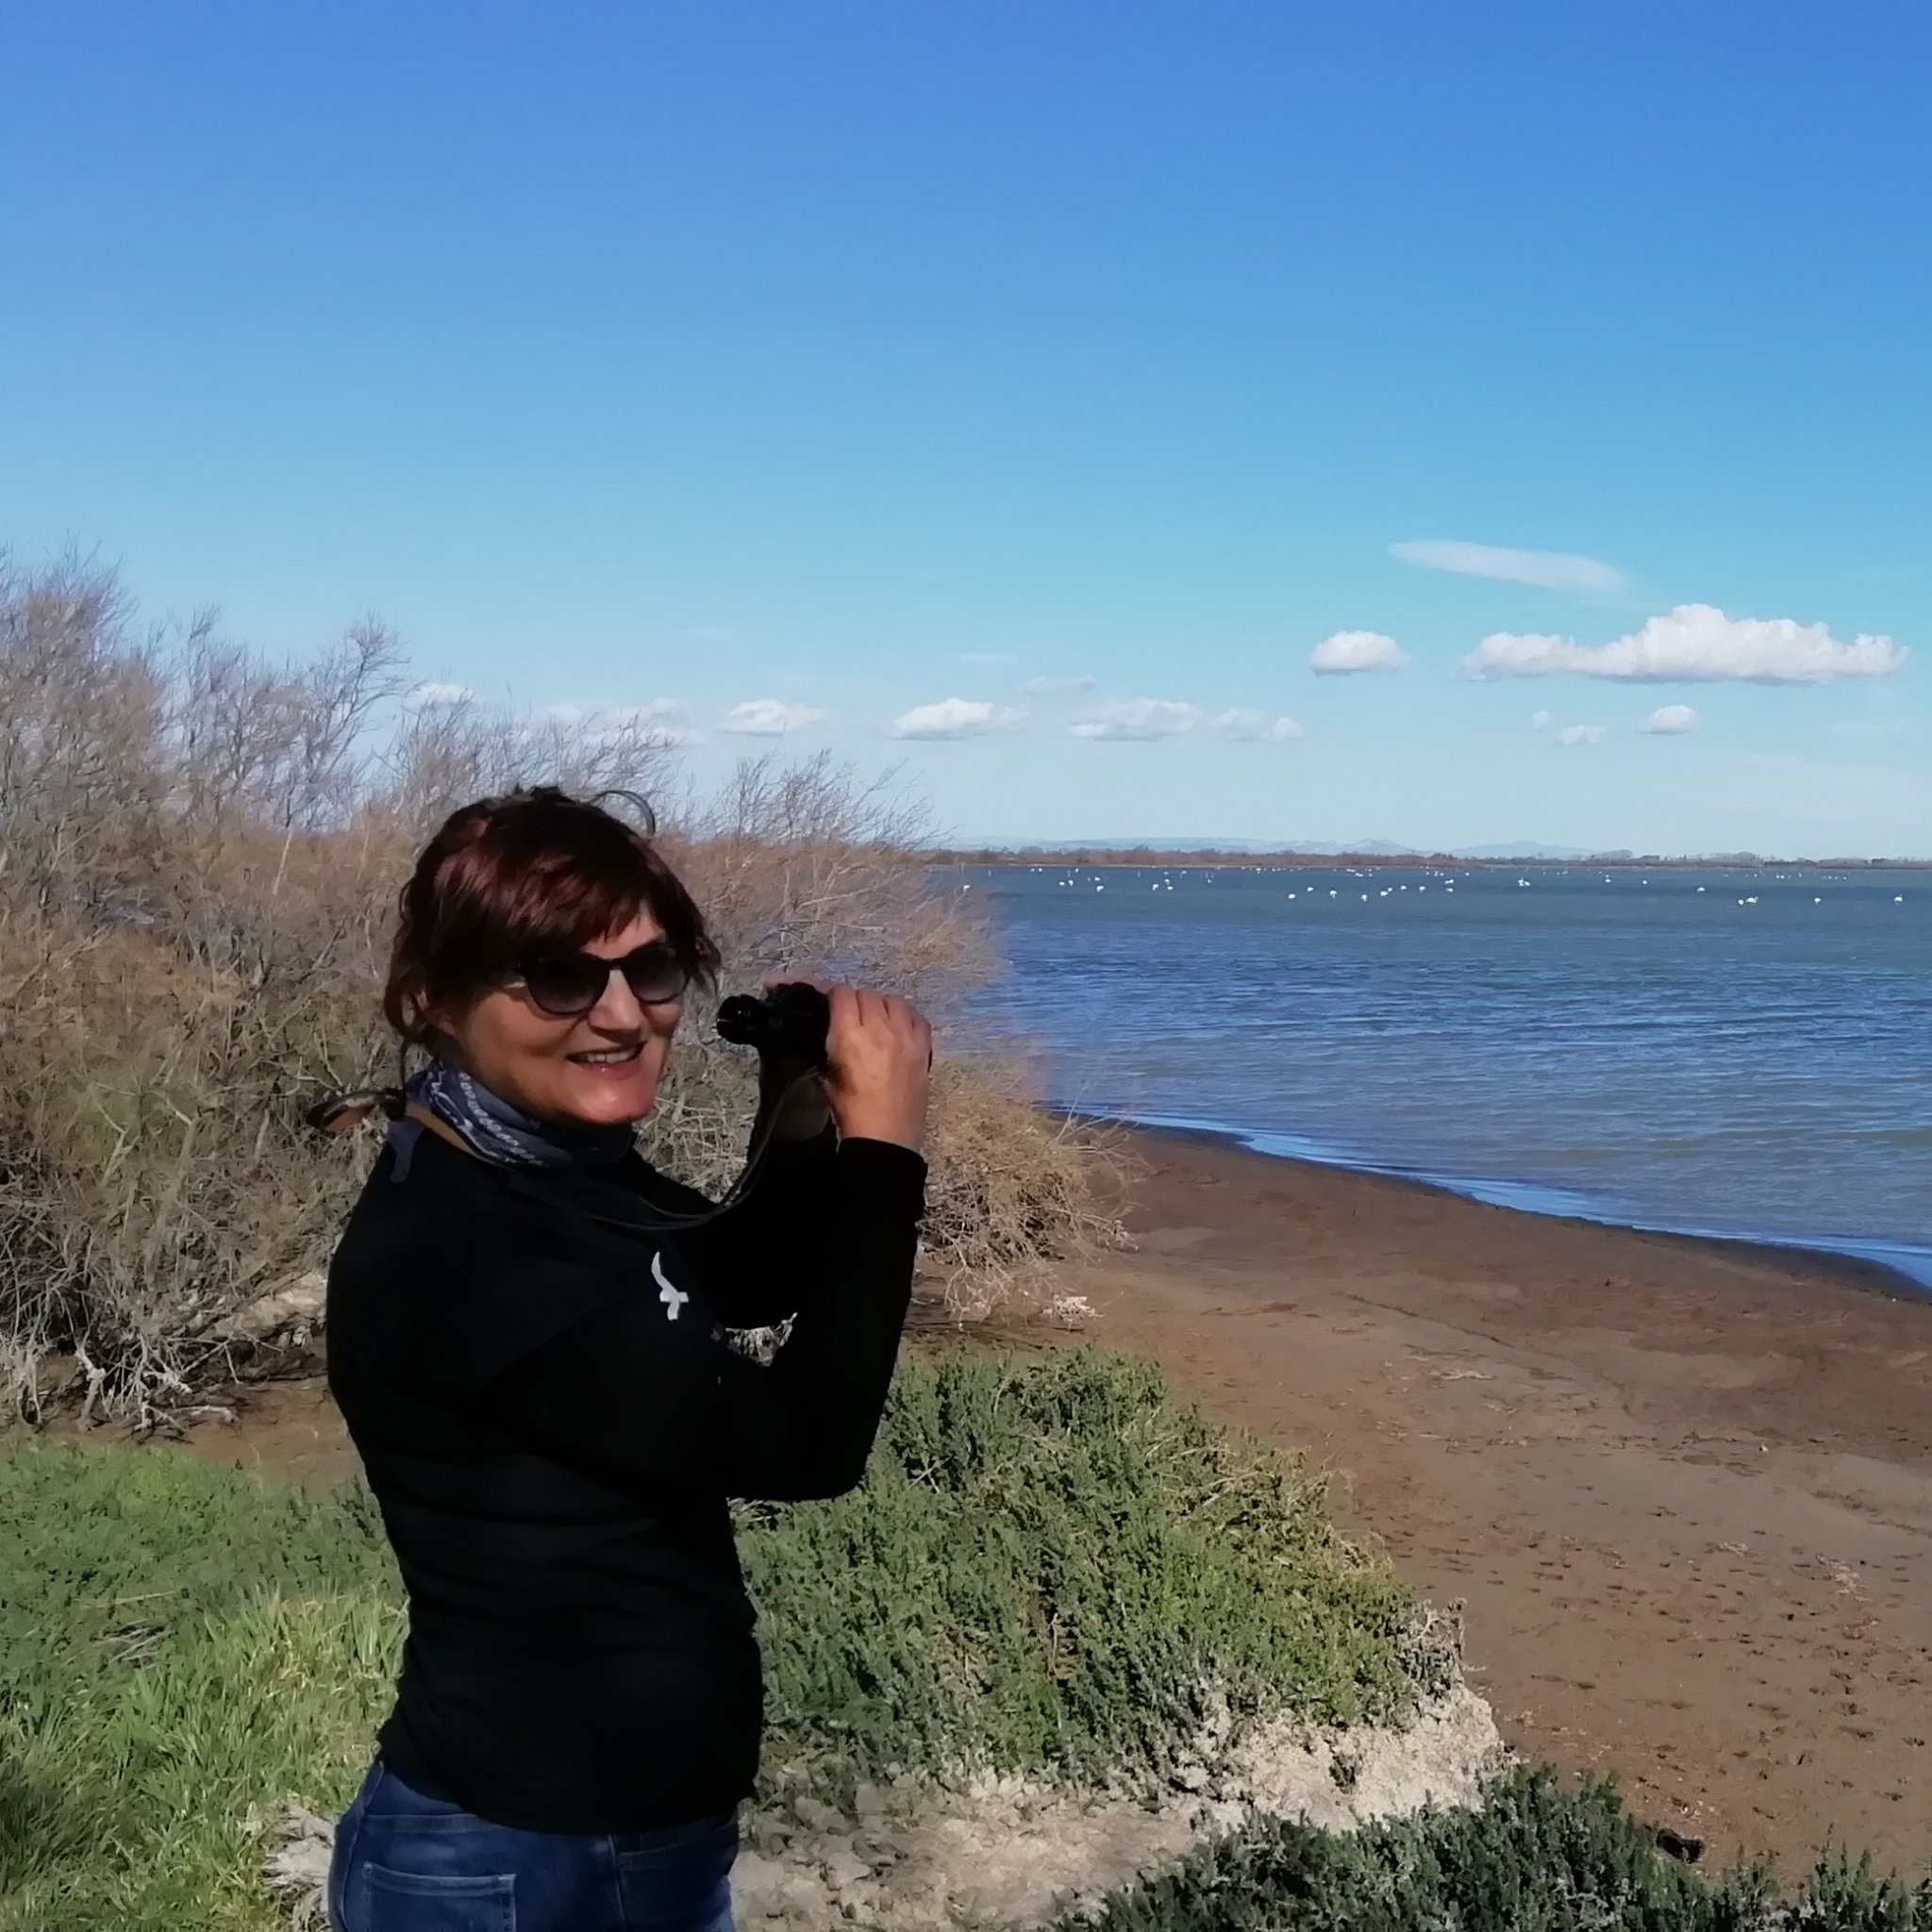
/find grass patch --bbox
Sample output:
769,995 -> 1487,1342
0,1351 -> 1421,1928
0,1444 -> 392,1728
0,1447 -> 400,1929
1060,1763 -> 1932,1931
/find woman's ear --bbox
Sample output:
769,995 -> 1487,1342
419,1016 -> 464,1064
408,986 -> 464,1063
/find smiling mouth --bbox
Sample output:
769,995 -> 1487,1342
569,1043 -> 644,1067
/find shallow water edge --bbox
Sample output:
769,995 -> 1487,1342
1077,1106 -> 1932,1300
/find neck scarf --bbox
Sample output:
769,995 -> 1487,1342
386,1061 -> 635,1179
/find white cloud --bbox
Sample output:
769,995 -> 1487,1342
408,681 -> 475,707
608,701 -> 684,726
542,699 -> 684,727
1555,724 -> 1608,746
1530,709 -> 1554,731
1213,708 -> 1305,742
1641,704 -> 1700,735
1391,539 -> 1625,594
720,699 -> 826,737
538,699 -> 691,747
1022,675 -> 1098,696
1310,630 -> 1409,675
1464,604 -> 1907,683
888,697 -> 1025,741
1069,699 -> 1202,741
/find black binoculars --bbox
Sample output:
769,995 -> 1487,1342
714,981 -> 831,1069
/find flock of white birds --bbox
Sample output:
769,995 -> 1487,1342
986,864 -> 1903,908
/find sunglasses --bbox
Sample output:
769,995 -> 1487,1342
508,941 -> 691,1018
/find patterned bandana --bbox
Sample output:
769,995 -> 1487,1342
386,1060 -> 635,1180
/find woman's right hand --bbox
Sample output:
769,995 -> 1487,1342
822,986 -> 932,1153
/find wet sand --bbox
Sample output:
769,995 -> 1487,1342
1062,1124 -> 1932,1871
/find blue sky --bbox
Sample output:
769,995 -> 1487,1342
3,1 -> 1927,855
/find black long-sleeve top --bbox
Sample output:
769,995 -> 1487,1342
325,1120 -> 925,1833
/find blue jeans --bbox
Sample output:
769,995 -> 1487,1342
327,1761 -> 737,1932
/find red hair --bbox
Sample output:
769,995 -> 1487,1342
383,788 -> 717,1046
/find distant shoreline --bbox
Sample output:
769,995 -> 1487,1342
936,849 -> 1932,872
1073,1108 -> 1932,1301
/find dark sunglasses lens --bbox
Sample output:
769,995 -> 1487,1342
521,958 -> 608,1015
621,947 -> 688,1005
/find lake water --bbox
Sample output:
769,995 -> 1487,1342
962,862 -> 1932,1290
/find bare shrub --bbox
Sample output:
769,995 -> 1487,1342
0,559 -> 418,1422
637,752 -> 990,1191
917,1058 -> 1131,1316
682,751 -> 985,1003
0,558 -> 1115,1423
635,755 -> 1126,1299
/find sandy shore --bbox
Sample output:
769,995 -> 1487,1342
1060,1123 -> 1932,1872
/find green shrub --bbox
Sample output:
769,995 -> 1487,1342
744,1349 -> 1420,1797
1061,1764 -> 1932,1932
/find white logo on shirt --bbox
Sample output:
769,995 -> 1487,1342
651,1251 -> 689,1322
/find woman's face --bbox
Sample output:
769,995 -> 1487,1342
434,910 -> 680,1127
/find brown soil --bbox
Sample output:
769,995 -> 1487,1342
132,1374 -> 360,1490
1060,1124 -> 1932,1873
165,1122 -> 1932,1874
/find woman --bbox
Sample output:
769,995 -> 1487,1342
325,787 -> 930,1932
